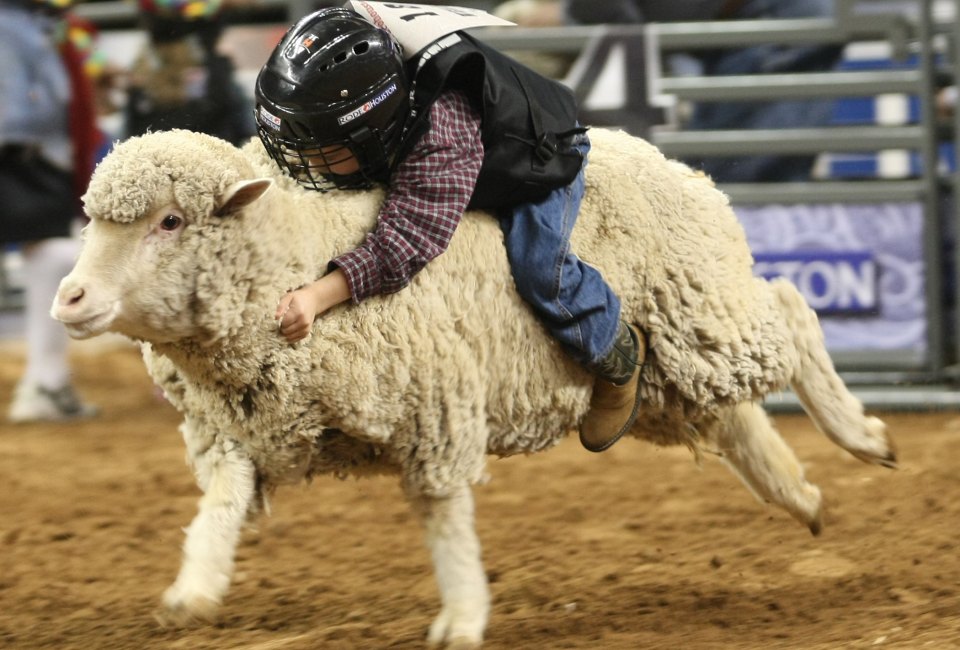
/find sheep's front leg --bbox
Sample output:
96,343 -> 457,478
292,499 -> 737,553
409,483 -> 490,649
157,440 -> 256,626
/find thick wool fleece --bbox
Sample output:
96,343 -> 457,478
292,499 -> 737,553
570,129 -> 795,418
82,128 -> 803,499
84,132 -> 249,225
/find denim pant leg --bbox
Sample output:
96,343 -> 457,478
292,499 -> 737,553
498,139 -> 621,368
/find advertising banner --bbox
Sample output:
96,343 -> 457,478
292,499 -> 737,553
735,202 -> 926,354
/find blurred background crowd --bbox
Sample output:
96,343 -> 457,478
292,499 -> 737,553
1,0 -> 259,423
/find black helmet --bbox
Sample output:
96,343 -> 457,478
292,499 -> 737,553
255,7 -> 409,191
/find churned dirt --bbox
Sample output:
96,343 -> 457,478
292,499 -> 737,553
1,341 -> 959,650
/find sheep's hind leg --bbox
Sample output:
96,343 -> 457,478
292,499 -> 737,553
773,279 -> 897,468
705,402 -> 824,535
156,439 -> 256,626
409,482 -> 490,650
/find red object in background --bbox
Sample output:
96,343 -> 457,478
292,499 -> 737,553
59,14 -> 103,204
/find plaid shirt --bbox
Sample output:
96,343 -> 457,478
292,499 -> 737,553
332,90 -> 484,302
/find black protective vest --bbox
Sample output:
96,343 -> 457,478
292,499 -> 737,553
400,32 -> 587,210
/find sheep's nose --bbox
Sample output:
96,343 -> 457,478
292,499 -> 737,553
58,286 -> 85,307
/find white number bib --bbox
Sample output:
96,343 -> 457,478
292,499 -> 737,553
348,1 -> 514,59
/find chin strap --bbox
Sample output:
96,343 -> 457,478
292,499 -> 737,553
348,125 -> 390,181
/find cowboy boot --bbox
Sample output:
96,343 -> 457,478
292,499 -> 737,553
579,321 -> 646,452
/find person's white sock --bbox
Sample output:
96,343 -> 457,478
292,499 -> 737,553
20,238 -> 81,390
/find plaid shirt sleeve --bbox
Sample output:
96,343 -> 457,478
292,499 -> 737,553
332,89 -> 484,302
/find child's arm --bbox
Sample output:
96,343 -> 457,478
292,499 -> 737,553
275,268 -> 351,343
274,90 -> 482,344
330,90 -> 483,303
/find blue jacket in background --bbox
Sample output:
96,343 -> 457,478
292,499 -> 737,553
0,2 -> 73,171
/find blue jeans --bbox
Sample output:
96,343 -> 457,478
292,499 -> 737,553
498,135 -> 621,368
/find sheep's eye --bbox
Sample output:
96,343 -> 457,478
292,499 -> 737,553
160,215 -> 182,231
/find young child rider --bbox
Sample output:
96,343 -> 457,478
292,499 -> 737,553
254,7 -> 646,452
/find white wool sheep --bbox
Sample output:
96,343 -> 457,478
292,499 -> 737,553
53,128 -> 895,649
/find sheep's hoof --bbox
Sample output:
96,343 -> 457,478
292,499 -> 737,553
807,507 -> 823,537
154,593 -> 220,628
849,416 -> 898,469
788,484 -> 823,537
426,607 -> 485,649
427,637 -> 482,650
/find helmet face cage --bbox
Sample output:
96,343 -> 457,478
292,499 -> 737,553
257,123 -> 402,192
254,8 -> 410,192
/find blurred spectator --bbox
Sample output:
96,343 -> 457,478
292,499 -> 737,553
124,0 -> 255,145
2,0 -> 103,423
495,0 -> 844,183
937,85 -> 956,120
66,13 -> 125,160
496,1 -> 745,33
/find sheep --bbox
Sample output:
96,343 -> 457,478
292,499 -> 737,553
52,128 -> 896,649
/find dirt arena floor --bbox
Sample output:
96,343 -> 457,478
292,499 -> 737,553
2,341 -> 959,650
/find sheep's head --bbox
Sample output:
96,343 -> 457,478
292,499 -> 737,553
83,129 -> 261,225
52,130 -> 273,343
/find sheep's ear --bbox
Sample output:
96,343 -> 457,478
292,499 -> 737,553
214,179 -> 273,217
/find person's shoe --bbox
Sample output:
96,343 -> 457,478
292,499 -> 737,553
8,382 -> 99,424
579,322 -> 646,452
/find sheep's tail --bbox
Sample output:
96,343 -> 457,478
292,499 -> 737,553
772,279 -> 897,469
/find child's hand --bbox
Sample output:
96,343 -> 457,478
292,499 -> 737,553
274,269 -> 352,344
276,287 -> 319,343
